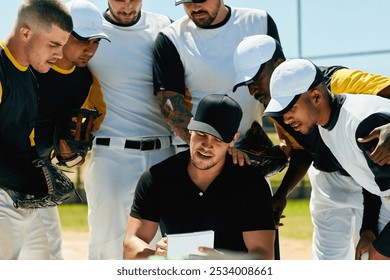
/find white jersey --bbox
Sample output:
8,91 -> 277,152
319,94 -> 390,197
88,11 -> 172,138
158,7 -> 277,145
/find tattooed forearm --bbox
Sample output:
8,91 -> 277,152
157,90 -> 192,144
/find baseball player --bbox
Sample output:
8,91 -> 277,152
263,58 -> 390,260
153,0 -> 281,156
0,0 -> 72,259
32,0 -> 108,260
124,94 -> 275,260
84,0 -> 175,259
233,35 -> 390,259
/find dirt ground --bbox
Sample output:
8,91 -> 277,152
62,231 -> 313,260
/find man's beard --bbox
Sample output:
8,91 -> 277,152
190,11 -> 217,27
190,157 -> 215,171
190,0 -> 221,28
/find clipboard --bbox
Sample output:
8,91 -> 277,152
166,230 -> 214,259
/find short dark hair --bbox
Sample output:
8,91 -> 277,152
16,0 -> 73,33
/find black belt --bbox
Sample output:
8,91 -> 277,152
0,186 -> 33,201
95,137 -> 161,150
175,144 -> 189,148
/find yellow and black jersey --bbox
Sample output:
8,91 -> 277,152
32,64 -> 99,157
0,41 -> 40,193
269,65 -> 390,173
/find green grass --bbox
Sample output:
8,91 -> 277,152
58,203 -> 89,232
58,198 -> 313,240
279,198 -> 313,240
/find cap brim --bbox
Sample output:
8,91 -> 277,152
188,120 -> 224,141
88,33 -> 111,42
233,67 -> 258,92
72,31 -> 110,42
175,0 -> 206,6
263,94 -> 301,117
233,63 -> 265,93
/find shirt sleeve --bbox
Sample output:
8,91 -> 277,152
360,188 -> 381,237
82,73 -> 106,131
152,32 -> 186,95
240,169 -> 275,231
355,113 -> 390,191
331,68 -> 390,95
130,170 -> 161,222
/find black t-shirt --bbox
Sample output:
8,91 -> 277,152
131,150 -> 275,253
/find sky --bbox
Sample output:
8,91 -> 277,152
1,0 -> 390,76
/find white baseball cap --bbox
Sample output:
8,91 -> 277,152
263,59 -> 324,117
233,35 -> 285,92
65,0 -> 110,42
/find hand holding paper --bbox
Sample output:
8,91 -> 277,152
166,230 -> 214,259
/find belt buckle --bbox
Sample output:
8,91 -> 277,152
139,139 -> 158,150
139,139 -> 155,151
139,140 -> 145,151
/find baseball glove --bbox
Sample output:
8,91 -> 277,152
54,108 -> 100,167
13,157 -> 75,209
238,121 -> 288,176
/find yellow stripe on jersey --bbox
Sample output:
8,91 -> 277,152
331,68 -> 390,95
81,74 -> 106,131
29,129 -> 35,146
0,81 -> 2,104
0,41 -> 28,72
269,117 -> 304,150
52,64 -> 76,75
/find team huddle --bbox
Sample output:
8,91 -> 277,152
1,0 -> 389,260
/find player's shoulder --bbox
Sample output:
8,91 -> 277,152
150,151 -> 187,174
230,6 -> 268,18
159,14 -> 189,34
226,162 -> 271,196
225,154 -> 268,179
142,10 -> 172,25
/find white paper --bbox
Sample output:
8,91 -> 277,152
166,230 -> 214,259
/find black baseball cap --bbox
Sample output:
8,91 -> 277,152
188,94 -> 243,143
175,0 -> 207,6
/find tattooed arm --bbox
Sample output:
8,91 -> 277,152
156,90 -> 193,144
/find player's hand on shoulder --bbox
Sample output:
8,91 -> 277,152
228,146 -> 251,166
358,123 -> 390,166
